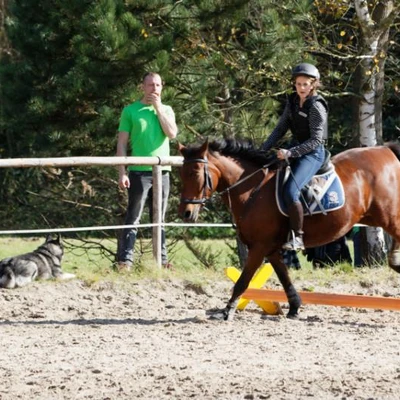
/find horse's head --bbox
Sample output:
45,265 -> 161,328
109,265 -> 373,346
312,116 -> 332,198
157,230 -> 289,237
178,139 -> 216,222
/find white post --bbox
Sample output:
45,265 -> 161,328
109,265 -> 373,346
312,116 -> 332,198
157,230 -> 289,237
152,165 -> 162,268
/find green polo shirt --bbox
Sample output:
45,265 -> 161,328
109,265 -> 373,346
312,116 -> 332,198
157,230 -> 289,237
118,101 -> 173,172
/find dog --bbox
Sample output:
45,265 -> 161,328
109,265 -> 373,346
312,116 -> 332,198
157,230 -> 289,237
0,234 -> 75,289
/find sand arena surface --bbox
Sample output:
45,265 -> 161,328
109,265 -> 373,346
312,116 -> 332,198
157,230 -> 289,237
1,277 -> 400,399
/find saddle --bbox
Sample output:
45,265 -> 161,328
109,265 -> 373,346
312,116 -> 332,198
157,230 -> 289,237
276,152 -> 345,216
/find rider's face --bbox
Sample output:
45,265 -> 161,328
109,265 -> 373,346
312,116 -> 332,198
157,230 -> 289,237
295,76 -> 314,101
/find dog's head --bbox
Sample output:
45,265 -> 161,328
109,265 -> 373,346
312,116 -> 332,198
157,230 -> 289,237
44,234 -> 64,259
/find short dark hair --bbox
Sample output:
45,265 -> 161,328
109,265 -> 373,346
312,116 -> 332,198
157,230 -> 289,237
142,72 -> 162,83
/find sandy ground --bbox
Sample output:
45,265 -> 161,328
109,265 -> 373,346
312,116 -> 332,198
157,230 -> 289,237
1,276 -> 400,400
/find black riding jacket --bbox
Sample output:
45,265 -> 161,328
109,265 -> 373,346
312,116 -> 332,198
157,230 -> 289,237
261,93 -> 328,158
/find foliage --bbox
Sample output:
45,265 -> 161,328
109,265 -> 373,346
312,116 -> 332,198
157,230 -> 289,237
307,1 -> 400,147
0,165 -> 122,237
168,0 -> 310,144
0,0 -> 178,234
0,0 -> 400,247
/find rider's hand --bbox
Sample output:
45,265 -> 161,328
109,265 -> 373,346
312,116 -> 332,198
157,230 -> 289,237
277,149 -> 292,160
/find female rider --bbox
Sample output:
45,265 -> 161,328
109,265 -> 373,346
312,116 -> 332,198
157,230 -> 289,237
261,63 -> 328,251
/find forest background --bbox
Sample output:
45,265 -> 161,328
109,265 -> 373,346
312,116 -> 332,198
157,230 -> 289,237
0,0 -> 399,265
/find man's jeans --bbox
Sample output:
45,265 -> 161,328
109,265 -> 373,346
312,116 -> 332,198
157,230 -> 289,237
118,171 -> 170,265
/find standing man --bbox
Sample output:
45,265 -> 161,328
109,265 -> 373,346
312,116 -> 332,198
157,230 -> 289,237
116,72 -> 178,271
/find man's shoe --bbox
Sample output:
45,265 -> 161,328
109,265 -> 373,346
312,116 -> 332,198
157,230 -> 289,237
282,236 -> 305,251
117,262 -> 131,272
162,262 -> 174,270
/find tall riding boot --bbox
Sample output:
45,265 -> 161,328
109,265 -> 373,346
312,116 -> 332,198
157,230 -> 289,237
283,201 -> 305,251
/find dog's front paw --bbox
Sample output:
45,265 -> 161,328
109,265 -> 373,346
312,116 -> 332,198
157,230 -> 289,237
58,272 -> 76,281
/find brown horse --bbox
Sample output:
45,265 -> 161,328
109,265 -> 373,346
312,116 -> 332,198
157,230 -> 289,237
178,139 -> 400,320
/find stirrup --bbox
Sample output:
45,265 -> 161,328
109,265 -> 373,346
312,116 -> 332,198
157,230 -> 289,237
282,231 -> 305,251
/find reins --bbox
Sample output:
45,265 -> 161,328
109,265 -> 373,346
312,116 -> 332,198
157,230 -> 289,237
219,164 -> 271,196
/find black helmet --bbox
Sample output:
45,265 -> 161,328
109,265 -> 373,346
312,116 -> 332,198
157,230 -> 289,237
292,63 -> 320,80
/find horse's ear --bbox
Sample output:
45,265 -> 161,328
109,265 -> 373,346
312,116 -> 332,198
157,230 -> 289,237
199,138 -> 209,157
177,142 -> 186,155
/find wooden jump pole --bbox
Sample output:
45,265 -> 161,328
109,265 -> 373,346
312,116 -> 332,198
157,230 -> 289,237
242,288 -> 400,311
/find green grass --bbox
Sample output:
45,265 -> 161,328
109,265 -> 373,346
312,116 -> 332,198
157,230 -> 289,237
0,236 -> 233,286
0,237 -> 399,292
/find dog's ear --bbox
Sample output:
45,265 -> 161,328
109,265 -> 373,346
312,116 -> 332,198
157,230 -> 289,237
45,234 -> 61,243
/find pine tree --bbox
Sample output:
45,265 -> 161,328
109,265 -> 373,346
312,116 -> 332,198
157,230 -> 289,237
0,0 -> 179,231
2,0 -> 179,158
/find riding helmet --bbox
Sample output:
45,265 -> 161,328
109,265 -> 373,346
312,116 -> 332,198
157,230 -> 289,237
292,63 -> 320,80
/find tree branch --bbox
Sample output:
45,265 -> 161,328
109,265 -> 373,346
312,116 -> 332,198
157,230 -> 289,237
26,190 -> 113,213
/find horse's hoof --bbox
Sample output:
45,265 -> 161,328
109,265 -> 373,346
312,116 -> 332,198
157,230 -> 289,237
225,310 -> 236,321
209,310 -> 227,321
286,312 -> 299,319
208,308 -> 234,321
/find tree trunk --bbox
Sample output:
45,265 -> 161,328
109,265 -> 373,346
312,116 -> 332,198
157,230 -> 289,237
353,0 -> 393,265
374,0 -> 394,144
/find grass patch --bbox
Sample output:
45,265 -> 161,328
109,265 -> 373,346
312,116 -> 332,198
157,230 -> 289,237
0,236 -> 233,287
0,237 -> 399,292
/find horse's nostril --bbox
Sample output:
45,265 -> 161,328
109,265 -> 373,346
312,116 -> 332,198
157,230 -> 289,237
184,210 -> 191,220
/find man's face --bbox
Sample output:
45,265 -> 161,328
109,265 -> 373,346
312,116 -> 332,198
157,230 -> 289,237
142,74 -> 163,97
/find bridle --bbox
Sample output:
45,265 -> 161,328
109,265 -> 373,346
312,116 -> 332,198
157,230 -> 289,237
180,156 -> 274,206
180,157 -> 214,205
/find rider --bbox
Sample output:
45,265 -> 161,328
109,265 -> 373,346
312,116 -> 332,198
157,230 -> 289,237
261,63 -> 328,251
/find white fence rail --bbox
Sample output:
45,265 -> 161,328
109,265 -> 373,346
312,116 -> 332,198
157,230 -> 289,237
0,156 -> 363,267
0,156 -> 189,267
0,156 -> 183,168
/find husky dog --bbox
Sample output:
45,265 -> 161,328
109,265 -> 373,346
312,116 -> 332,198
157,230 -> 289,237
0,234 -> 75,289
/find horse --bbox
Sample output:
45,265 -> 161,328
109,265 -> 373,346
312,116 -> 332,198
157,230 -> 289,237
178,138 -> 400,320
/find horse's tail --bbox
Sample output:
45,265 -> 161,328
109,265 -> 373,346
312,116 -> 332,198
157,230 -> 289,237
386,142 -> 400,162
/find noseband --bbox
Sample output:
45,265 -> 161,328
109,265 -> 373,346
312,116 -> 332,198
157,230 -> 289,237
180,157 -> 213,205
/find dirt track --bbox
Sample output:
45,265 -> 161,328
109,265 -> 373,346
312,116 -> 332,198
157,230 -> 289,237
1,277 -> 400,399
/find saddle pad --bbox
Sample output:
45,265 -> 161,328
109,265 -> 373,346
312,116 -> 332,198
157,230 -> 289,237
276,167 -> 345,216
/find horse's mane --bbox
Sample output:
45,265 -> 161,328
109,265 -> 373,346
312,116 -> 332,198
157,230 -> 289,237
185,138 -> 277,167
386,142 -> 400,162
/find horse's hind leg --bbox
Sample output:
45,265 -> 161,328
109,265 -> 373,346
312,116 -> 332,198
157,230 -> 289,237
268,251 -> 302,318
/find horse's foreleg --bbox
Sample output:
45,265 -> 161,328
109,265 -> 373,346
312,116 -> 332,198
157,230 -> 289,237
215,247 -> 265,322
268,252 -> 302,318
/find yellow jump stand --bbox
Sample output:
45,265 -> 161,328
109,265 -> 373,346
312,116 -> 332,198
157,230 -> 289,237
225,264 -> 282,315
